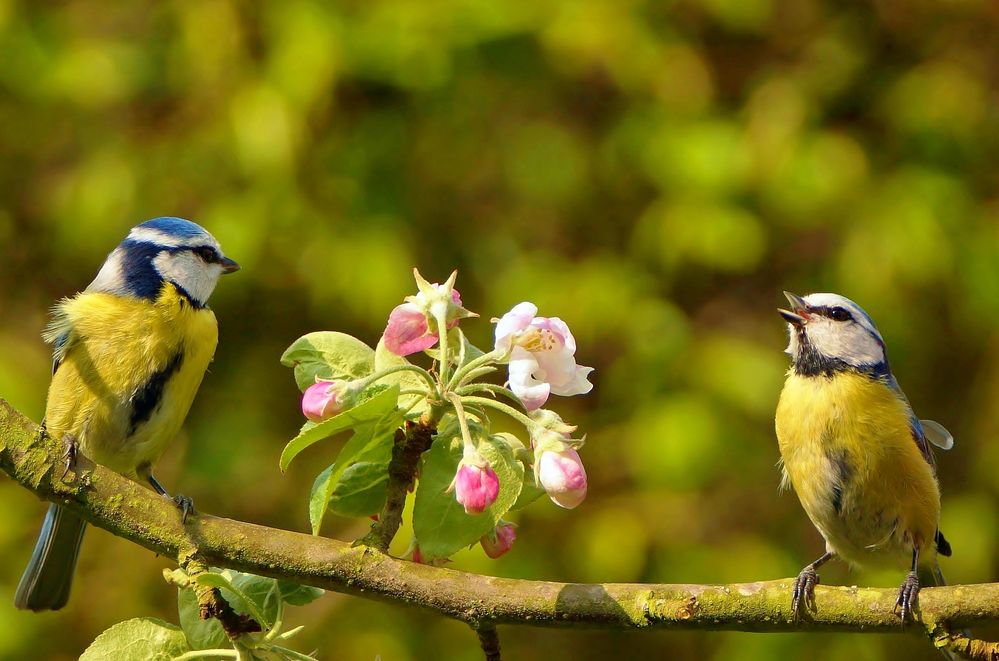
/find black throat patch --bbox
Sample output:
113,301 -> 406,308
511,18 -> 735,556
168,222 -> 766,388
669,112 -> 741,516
792,327 -> 889,379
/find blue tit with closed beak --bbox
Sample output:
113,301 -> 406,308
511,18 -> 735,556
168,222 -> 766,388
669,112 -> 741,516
15,217 -> 238,611
775,292 -> 953,622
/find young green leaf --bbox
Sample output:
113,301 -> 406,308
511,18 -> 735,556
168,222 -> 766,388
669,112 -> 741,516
425,328 -> 485,370
177,585 -> 227,650
280,385 -> 401,471
308,415 -> 400,533
511,475 -> 545,510
413,433 -> 524,560
80,618 -> 190,661
277,580 -> 324,606
328,460 -> 391,518
455,328 -> 486,368
194,572 -> 275,630
281,331 -> 376,391
308,464 -> 335,534
374,338 -> 430,415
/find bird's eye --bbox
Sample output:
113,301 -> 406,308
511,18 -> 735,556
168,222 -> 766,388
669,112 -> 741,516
829,307 -> 852,322
194,247 -> 217,263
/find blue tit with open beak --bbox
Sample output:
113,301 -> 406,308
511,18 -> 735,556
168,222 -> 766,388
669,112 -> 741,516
775,291 -> 952,622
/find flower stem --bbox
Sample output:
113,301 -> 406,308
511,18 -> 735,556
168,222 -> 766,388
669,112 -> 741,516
171,651 -> 239,661
447,392 -> 476,450
454,383 -> 528,411
359,364 -> 438,393
434,310 -> 451,386
446,349 -> 501,391
459,396 -> 537,430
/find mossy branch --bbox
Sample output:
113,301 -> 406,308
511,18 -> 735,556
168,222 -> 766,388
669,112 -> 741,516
0,399 -> 996,659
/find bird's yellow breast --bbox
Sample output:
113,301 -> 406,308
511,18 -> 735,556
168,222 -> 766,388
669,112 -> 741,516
775,371 -> 940,567
43,284 -> 218,476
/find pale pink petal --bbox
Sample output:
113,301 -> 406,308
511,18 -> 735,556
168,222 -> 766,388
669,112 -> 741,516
533,349 -> 579,390
494,302 -> 538,351
445,288 -> 463,328
538,447 -> 587,509
508,347 -> 551,410
550,365 -> 594,397
544,317 -> 577,354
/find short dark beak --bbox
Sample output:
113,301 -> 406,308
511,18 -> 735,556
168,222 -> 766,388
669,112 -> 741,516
220,257 -> 240,274
778,291 -> 808,325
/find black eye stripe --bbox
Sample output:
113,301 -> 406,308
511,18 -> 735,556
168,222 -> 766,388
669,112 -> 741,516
192,246 -> 219,263
812,306 -> 853,322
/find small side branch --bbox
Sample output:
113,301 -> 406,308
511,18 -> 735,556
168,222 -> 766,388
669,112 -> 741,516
179,559 -> 262,639
475,625 -> 502,661
933,629 -> 999,660
360,420 -> 435,552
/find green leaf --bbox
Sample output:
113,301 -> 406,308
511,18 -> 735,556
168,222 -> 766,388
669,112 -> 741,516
374,338 -> 430,415
280,384 -> 401,471
194,571 -> 275,629
281,331 -> 376,391
229,571 -> 281,627
490,433 -> 542,512
308,464 -> 336,533
81,618 -> 190,661
511,475 -> 546,510
425,328 -> 485,370
455,328 -> 486,368
413,433 -> 524,560
278,580 -> 324,606
308,415 -> 399,533
329,460 -> 391,518
177,585 -> 227,650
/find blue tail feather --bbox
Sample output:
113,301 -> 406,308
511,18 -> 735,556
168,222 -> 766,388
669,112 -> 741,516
14,504 -> 87,611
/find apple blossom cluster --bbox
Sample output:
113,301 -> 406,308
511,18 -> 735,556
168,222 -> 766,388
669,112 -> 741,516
280,268 -> 594,563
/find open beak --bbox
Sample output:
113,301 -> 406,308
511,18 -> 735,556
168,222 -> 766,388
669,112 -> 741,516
778,291 -> 808,326
220,256 -> 240,274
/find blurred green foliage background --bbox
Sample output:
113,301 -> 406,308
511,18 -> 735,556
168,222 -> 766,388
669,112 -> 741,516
1,0 -> 998,659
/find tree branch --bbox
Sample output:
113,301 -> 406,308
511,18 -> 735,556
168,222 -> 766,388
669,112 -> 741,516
1,398 -> 996,656
359,419 -> 435,552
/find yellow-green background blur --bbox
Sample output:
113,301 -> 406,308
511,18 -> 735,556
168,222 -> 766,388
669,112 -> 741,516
2,1 -> 998,659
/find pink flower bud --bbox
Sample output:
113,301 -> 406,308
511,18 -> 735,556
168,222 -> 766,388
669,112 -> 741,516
538,446 -> 587,509
480,522 -> 517,559
452,459 -> 500,515
383,302 -> 438,356
411,545 -> 425,564
301,380 -> 347,422
383,270 -> 473,357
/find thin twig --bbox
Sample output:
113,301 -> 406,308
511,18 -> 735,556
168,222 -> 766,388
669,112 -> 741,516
475,625 -> 502,661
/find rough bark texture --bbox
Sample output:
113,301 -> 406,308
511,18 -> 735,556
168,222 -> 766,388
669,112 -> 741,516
360,420 -> 435,552
0,398 -> 995,658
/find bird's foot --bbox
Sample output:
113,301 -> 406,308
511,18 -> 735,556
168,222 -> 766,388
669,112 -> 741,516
791,565 -> 820,622
894,571 -> 920,624
173,494 -> 194,524
60,434 -> 78,481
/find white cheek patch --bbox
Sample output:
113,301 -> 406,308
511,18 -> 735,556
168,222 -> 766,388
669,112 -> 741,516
785,326 -> 799,357
806,319 -> 885,367
152,251 -> 223,305
85,247 -> 127,294
802,293 -> 884,344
